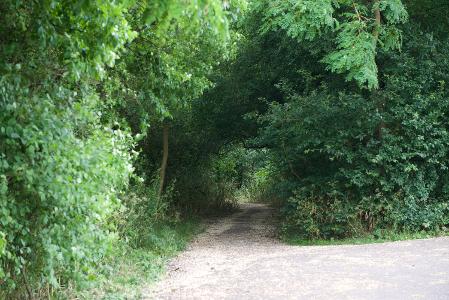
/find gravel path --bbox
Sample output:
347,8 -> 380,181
145,203 -> 449,299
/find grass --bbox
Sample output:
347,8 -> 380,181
284,229 -> 449,247
61,218 -> 203,300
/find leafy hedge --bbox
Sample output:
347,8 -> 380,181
0,0 -> 135,294
257,28 -> 449,238
0,0 -> 236,295
0,79 -> 134,290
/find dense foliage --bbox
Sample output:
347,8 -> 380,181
0,0 -> 240,297
1,0 -> 136,294
2,0 -> 449,297
199,0 -> 449,238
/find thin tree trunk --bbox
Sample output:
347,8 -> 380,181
373,2 -> 381,41
22,266 -> 33,300
372,0 -> 385,140
158,123 -> 169,198
369,1 -> 383,232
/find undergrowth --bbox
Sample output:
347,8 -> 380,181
283,229 -> 449,247
61,219 -> 202,300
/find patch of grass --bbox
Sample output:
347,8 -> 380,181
284,230 -> 449,246
61,218 -> 203,299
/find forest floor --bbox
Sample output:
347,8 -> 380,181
143,203 -> 449,299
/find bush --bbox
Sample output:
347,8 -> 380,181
257,29 -> 449,239
115,177 -> 174,249
171,153 -> 239,215
0,79 -> 134,295
0,1 -> 135,295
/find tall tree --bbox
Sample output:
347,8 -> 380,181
259,0 -> 408,89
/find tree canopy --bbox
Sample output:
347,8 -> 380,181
1,0 -> 449,297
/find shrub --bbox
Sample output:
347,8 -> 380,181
257,29 -> 449,238
0,79 -> 134,294
0,1 -> 135,295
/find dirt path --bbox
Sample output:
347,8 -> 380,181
144,203 -> 449,299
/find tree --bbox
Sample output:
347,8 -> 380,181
259,0 -> 408,89
106,0 -> 243,197
196,0 -> 449,238
0,0 -> 136,294
0,0 -> 238,295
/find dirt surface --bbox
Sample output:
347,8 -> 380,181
144,203 -> 449,299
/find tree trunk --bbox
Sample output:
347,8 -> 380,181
369,1 -> 383,232
372,1 -> 384,140
373,2 -> 381,41
158,123 -> 169,198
